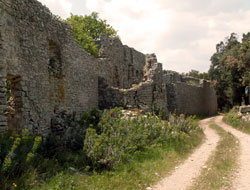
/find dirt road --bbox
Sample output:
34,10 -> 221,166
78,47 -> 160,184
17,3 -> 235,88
214,116 -> 250,190
154,117 -> 220,190
154,116 -> 250,190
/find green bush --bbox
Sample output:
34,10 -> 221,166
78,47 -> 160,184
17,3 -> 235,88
0,129 -> 42,187
0,108 -> 202,189
84,108 -> 201,169
223,107 -> 250,133
41,109 -> 102,156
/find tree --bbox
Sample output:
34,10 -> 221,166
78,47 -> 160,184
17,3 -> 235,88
240,32 -> 250,86
66,12 -> 118,56
186,70 -> 209,80
208,33 -> 249,110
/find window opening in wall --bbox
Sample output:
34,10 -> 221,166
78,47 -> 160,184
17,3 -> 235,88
48,40 -> 62,78
5,75 -> 23,134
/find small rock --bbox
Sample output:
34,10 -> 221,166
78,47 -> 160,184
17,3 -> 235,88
69,167 -> 77,172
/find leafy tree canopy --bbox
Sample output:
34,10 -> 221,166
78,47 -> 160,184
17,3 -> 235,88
65,12 -> 118,56
208,32 -> 250,110
186,70 -> 209,80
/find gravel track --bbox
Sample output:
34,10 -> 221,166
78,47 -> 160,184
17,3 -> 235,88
154,117 -> 220,190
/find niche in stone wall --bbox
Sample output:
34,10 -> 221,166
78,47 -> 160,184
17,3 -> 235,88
5,75 -> 23,134
48,40 -> 65,110
48,40 -> 62,78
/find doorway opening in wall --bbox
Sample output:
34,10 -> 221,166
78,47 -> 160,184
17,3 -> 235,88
5,74 -> 23,134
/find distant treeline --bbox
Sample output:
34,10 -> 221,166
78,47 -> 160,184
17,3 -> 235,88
187,32 -> 250,111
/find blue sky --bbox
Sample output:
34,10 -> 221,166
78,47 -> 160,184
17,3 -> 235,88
38,0 -> 250,73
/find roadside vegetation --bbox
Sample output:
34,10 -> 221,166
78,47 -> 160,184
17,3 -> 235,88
0,108 -> 204,190
187,32 -> 250,112
223,107 -> 250,134
189,124 -> 239,190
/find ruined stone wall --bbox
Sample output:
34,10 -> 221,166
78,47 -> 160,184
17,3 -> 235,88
164,71 -> 217,115
96,35 -> 217,115
0,0 -> 98,134
96,35 -> 146,89
203,80 -> 218,115
0,0 -> 218,135
98,53 -> 168,112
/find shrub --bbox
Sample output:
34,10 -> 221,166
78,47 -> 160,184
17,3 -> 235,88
223,107 -> 250,133
84,108 -> 201,169
0,129 -> 42,187
42,109 -> 102,156
0,108 -> 202,188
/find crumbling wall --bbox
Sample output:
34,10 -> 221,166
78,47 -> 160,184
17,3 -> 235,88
98,53 -> 168,112
203,80 -> 218,115
1,0 -> 218,135
96,35 -> 145,89
0,0 -> 98,135
164,71 -> 217,115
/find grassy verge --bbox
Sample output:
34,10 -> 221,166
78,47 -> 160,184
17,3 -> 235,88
189,124 -> 239,190
223,109 -> 250,134
23,129 -> 204,190
1,109 -> 205,190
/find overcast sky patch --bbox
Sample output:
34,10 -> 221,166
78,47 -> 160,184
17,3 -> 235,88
37,0 -> 250,72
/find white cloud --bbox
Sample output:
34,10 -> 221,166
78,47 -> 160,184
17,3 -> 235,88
86,0 -> 99,10
85,0 -> 250,72
38,0 -> 72,19
38,0 -> 250,72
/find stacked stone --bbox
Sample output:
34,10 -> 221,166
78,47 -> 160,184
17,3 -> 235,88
7,76 -> 24,133
239,105 -> 250,114
0,72 -> 7,132
0,7 -> 7,131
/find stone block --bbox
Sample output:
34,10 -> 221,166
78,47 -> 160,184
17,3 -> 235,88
240,105 -> 250,113
0,115 -> 7,122
0,79 -> 6,87
0,121 -> 7,126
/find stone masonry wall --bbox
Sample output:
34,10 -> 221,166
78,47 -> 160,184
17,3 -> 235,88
1,0 -> 218,135
164,71 -> 217,115
0,0 -> 98,135
98,53 -> 168,112
96,35 -> 146,89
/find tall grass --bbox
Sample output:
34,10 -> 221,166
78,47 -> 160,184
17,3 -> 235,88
0,108 -> 204,190
223,107 -> 250,134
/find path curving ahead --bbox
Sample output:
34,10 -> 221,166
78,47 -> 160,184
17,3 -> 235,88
214,116 -> 250,190
154,117 -> 220,190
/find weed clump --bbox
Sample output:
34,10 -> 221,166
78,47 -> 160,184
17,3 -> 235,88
0,108 -> 202,189
223,107 -> 250,134
84,108 -> 201,169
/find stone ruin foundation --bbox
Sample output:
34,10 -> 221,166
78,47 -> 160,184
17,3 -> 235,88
0,0 -> 218,136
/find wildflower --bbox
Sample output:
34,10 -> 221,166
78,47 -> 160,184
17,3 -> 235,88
13,183 -> 17,187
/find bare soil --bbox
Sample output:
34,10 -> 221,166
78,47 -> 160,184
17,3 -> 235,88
214,116 -> 250,190
154,117 -> 220,190
154,116 -> 250,190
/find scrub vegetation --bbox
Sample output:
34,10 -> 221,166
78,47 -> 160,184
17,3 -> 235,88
0,108 -> 204,190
